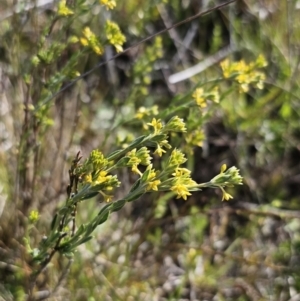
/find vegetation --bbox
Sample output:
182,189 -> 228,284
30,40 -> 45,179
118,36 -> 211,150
1,0 -> 300,300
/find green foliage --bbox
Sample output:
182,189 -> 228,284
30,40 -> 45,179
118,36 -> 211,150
1,0 -> 300,300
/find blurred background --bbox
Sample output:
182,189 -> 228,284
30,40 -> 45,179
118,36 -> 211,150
1,0 -> 300,300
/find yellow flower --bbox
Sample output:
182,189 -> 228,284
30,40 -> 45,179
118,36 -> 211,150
210,87 -> 220,103
255,54 -> 268,68
100,0 -> 116,10
165,116 -> 186,132
171,183 -> 191,200
147,118 -> 163,134
100,191 -> 113,202
89,149 -> 109,170
114,44 -> 123,53
235,60 -> 248,73
105,195 -> 113,202
136,147 -> 152,166
127,149 -> 142,165
135,107 -> 147,119
69,36 -> 79,43
168,149 -> 187,166
83,173 -> 92,183
92,45 -> 103,55
192,88 -> 207,108
95,171 -> 109,184
221,188 -> 233,202
148,170 -> 156,180
82,27 -> 93,39
172,167 -> 191,177
185,129 -> 205,148
105,20 -> 126,53
80,38 -> 88,46
57,0 -> 74,16
127,149 -> 143,175
220,163 -> 227,173
220,59 -> 231,78
221,56 -> 267,93
146,180 -> 161,191
80,27 -> 104,55
236,73 -> 249,85
29,210 -> 40,223
150,105 -> 159,115
131,164 -> 141,175
154,145 -> 166,157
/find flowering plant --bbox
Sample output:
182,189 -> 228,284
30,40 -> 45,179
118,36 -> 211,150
27,116 -> 242,297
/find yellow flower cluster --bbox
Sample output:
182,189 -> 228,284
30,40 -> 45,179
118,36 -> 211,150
80,27 -> 103,55
192,87 -> 220,109
57,0 -> 74,16
147,116 -> 186,136
126,147 -> 152,175
147,180 -> 161,191
144,165 -> 161,191
105,20 -> 126,53
185,129 -> 205,148
88,150 -> 109,171
76,117 -> 242,204
153,140 -> 171,157
78,150 -> 120,202
209,164 -> 243,201
147,118 -> 163,135
220,55 -> 267,93
170,167 -> 197,200
192,88 -> 206,108
135,105 -> 159,120
147,117 -> 186,157
29,210 -> 40,223
100,0 -> 116,10
95,170 -> 111,185
137,148 -> 197,201
164,116 -> 187,133
88,169 -> 120,201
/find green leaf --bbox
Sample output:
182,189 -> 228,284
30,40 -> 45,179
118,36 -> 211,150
50,213 -> 58,230
81,191 -> 99,200
127,135 -> 147,148
98,203 -> 112,216
126,192 -> 144,202
75,224 -> 85,237
73,236 -> 93,247
140,168 -> 151,182
84,222 -> 96,237
59,236 -> 79,250
115,157 -> 130,167
64,252 -> 74,259
47,231 -> 62,245
97,211 -> 110,225
38,231 -> 62,251
58,206 -> 71,216
149,134 -> 167,142
107,149 -> 123,159
111,199 -> 126,212
129,178 -> 141,193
